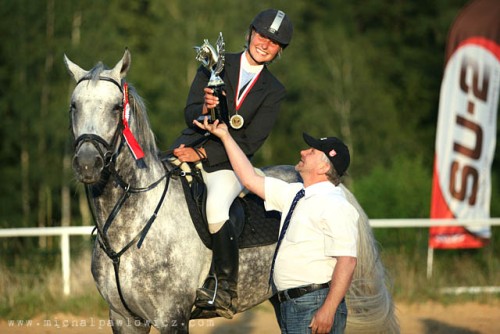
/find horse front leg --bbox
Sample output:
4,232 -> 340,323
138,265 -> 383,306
109,309 -> 151,334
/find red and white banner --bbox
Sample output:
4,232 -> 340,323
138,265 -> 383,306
430,0 -> 500,249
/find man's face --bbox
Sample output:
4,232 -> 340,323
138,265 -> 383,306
295,147 -> 326,175
247,30 -> 281,65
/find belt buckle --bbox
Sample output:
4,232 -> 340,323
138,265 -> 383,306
278,290 -> 288,303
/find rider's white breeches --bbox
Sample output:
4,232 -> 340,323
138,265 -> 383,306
201,168 -> 243,233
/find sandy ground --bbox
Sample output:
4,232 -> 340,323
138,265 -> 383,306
1,301 -> 499,333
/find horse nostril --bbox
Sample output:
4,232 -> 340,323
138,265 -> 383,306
72,150 -> 104,177
72,156 -> 80,173
94,157 -> 104,170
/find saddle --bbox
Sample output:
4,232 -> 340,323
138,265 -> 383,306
164,157 -> 281,250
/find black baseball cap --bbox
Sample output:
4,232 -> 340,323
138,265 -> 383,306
303,133 -> 350,176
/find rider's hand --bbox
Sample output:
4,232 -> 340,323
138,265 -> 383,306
202,87 -> 218,115
173,144 -> 205,163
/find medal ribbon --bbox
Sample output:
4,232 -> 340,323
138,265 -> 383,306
235,68 -> 262,111
122,82 -> 146,168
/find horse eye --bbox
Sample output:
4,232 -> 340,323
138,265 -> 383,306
69,102 -> 77,113
113,104 -> 123,112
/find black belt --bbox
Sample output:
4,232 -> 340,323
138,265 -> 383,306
276,282 -> 330,303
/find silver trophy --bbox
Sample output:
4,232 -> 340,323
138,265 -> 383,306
194,33 -> 230,125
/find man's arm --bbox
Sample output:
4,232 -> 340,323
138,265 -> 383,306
193,118 -> 266,199
309,256 -> 357,333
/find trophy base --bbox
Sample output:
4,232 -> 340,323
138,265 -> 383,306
197,115 -> 215,123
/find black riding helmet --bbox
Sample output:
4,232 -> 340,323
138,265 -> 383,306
250,9 -> 293,48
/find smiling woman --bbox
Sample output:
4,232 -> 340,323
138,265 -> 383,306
246,31 -> 282,65
168,9 -> 295,319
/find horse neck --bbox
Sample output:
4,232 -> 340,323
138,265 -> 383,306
114,145 -> 163,184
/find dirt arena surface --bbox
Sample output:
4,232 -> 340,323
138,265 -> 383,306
1,301 -> 498,333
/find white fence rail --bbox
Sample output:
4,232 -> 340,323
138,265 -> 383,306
1,219 -> 499,296
0,226 -> 94,295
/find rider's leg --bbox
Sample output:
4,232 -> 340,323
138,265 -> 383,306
195,169 -> 242,319
197,221 -> 239,319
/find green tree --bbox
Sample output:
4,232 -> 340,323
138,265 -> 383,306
0,0 -> 497,254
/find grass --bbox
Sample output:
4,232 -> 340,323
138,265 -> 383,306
0,238 -> 109,320
1,233 -> 499,320
377,232 -> 500,305
0,254 -> 108,320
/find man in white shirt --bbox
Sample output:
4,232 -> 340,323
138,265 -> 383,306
194,118 -> 359,334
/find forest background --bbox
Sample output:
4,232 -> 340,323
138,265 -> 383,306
0,0 -> 499,318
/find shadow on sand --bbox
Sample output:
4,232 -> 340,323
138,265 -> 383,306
421,318 -> 481,334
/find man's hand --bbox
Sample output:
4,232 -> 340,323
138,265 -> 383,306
194,116 -> 266,199
309,256 -> 356,333
193,117 -> 229,140
309,304 -> 336,333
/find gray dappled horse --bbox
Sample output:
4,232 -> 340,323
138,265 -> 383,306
64,50 -> 399,334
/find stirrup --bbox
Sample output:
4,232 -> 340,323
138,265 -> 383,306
195,276 -> 236,319
206,273 -> 219,306
195,273 -> 218,307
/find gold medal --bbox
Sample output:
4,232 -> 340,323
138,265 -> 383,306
230,115 -> 244,129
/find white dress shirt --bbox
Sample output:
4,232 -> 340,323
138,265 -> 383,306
264,177 -> 359,291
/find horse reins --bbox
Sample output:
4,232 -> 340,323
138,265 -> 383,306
86,168 -> 174,322
74,75 -> 179,322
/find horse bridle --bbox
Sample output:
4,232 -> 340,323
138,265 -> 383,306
72,76 -> 125,168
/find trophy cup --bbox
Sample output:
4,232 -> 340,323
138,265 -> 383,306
194,32 -> 230,125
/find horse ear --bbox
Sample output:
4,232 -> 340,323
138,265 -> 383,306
64,54 -> 87,82
111,48 -> 131,80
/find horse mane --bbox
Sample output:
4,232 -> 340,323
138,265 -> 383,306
79,62 -> 109,83
84,62 -> 159,158
127,84 -> 159,157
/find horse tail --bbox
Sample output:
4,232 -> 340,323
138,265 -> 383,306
341,185 -> 400,334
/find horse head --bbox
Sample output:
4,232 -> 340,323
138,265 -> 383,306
194,40 -> 218,69
64,50 -> 131,184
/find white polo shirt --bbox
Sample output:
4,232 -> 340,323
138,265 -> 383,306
264,177 -> 359,291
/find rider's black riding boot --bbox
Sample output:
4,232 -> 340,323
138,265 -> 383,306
195,221 -> 238,319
